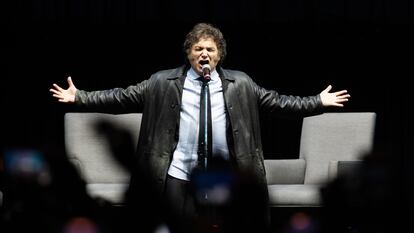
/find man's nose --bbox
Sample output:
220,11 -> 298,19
201,49 -> 208,57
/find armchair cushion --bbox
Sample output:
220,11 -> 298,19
86,184 -> 129,204
267,184 -> 321,207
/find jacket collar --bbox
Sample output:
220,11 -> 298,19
166,65 -> 188,80
217,67 -> 235,82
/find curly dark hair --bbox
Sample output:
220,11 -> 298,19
183,23 -> 227,65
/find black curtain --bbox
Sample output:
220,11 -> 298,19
2,0 -> 412,214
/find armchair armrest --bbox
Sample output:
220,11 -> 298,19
328,160 -> 363,181
264,159 -> 306,185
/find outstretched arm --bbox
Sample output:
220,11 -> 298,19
49,76 -> 77,103
319,85 -> 350,107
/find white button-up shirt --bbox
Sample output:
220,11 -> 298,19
167,67 -> 229,181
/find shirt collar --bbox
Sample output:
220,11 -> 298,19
187,67 -> 219,82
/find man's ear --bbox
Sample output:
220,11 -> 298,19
185,49 -> 191,59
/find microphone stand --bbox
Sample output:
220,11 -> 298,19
200,63 -> 212,173
199,64 -> 220,232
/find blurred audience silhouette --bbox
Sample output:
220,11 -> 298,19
320,150 -> 406,233
2,121 -> 409,233
1,120 -> 270,233
1,144 -> 107,233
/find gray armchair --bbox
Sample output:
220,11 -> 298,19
64,112 -> 142,205
64,112 -> 376,208
264,112 -> 377,207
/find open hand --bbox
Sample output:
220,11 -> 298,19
49,76 -> 77,103
319,85 -> 350,107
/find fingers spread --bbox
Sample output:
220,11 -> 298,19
67,76 -> 74,86
52,84 -> 64,92
335,90 -> 348,96
50,88 -> 60,95
324,85 -> 332,92
336,98 -> 349,103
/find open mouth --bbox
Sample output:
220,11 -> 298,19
199,60 -> 209,65
198,60 -> 209,70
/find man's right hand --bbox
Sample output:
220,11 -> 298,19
49,76 -> 77,103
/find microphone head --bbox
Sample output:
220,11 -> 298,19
201,64 -> 211,81
202,64 -> 211,72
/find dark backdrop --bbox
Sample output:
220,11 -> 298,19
1,0 -> 412,183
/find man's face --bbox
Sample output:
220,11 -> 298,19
187,37 -> 221,75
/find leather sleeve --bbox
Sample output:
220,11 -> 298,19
75,79 -> 150,113
253,79 -> 324,116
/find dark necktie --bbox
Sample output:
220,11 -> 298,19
198,78 -> 212,171
196,78 -> 221,230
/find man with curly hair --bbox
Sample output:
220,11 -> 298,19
50,22 -> 350,233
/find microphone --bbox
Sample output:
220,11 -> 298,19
202,64 -> 211,82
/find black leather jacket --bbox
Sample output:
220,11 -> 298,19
75,65 -> 323,194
